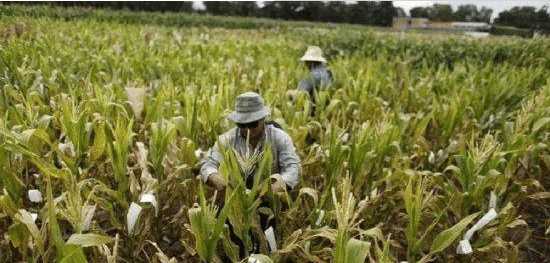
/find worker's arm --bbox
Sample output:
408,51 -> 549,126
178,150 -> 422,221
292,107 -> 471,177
275,130 -> 301,189
200,141 -> 222,182
298,77 -> 315,96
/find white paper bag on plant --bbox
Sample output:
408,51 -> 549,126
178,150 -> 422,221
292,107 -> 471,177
127,202 -> 142,234
28,189 -> 43,203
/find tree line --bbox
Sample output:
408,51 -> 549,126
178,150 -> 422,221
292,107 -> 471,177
495,6 -> 550,32
3,1 -> 550,33
410,4 -> 493,23
205,1 -> 397,26
0,1 -> 398,27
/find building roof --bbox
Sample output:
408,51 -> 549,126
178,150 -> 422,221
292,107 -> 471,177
451,22 -> 490,28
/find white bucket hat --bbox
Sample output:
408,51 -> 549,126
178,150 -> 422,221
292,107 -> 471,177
300,46 -> 327,63
227,92 -> 270,124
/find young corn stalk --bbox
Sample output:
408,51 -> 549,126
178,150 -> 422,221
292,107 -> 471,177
402,171 -> 480,262
188,184 -> 236,262
149,119 -> 177,182
57,175 -> 99,234
349,118 -> 402,196
57,96 -> 91,175
201,92 -> 227,145
317,125 -> 349,214
332,177 -> 370,263
403,171 -> 432,262
447,134 -> 504,215
105,115 -> 134,194
431,95 -> 466,144
219,141 -> 275,257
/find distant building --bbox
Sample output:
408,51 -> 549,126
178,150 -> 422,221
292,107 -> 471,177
451,22 -> 490,31
426,21 -> 454,30
392,17 -> 429,30
393,17 -> 490,32
464,31 -> 490,38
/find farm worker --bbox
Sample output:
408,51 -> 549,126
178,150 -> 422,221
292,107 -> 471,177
297,45 -> 334,100
200,91 -> 300,256
200,91 -> 301,193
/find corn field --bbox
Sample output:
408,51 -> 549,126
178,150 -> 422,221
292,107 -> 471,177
1,5 -> 549,263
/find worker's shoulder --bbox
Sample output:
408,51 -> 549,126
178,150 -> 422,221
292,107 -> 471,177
218,127 -> 237,144
268,124 -> 293,143
311,67 -> 333,80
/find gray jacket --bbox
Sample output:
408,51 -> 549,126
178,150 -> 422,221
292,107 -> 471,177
200,124 -> 300,188
298,64 -> 334,97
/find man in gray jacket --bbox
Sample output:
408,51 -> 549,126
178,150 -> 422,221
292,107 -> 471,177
200,91 -> 300,192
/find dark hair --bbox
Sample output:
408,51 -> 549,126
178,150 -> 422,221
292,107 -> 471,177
305,61 -> 323,70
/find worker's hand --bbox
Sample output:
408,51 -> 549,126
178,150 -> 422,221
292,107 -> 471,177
287,89 -> 298,103
208,173 -> 227,191
271,177 -> 287,193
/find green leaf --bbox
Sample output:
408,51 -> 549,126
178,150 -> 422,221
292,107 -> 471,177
59,244 -> 88,263
38,114 -> 54,129
89,121 -> 106,161
7,222 -> 29,249
18,128 -> 51,146
532,117 -> 550,133
346,238 -> 371,263
0,193 -> 19,216
15,209 -> 41,242
67,233 -> 113,247
46,175 -> 65,257
443,165 -> 461,174
362,226 -> 384,242
429,212 -> 479,254
0,173 -> 24,203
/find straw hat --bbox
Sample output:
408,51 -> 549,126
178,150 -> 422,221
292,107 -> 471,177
227,92 -> 270,124
300,46 -> 327,63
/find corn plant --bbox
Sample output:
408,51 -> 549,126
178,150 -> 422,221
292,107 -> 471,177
218,141 -> 275,257
400,170 -> 486,262
57,96 -> 91,174
149,119 -> 176,181
188,184 -> 235,263
446,134 -> 506,215
105,115 -> 134,194
332,177 -> 370,263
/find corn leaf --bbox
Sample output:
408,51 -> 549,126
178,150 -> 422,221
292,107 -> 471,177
345,238 -> 371,263
59,244 -> 88,263
67,233 -> 113,248
429,212 -> 480,254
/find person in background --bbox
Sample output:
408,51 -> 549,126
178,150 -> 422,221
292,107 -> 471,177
297,45 -> 334,105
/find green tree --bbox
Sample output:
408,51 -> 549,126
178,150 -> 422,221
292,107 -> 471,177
410,6 -> 430,18
477,7 -> 493,23
430,4 -> 454,22
204,1 -> 236,16
495,6 -> 550,32
232,2 -> 259,17
454,4 -> 479,21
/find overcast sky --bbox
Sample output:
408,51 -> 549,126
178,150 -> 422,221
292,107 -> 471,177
393,1 -> 549,19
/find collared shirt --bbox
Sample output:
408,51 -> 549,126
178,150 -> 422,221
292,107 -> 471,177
298,64 -> 334,97
200,124 -> 301,188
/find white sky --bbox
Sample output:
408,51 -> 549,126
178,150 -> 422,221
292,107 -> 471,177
192,1 -> 205,10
